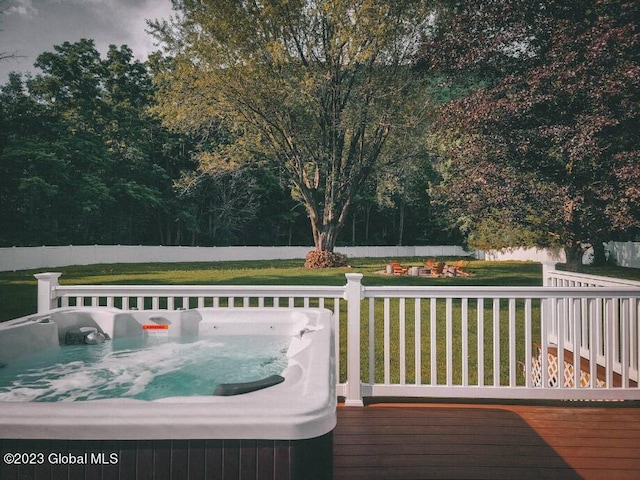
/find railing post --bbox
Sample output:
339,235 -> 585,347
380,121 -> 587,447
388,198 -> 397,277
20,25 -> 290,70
344,273 -> 364,407
541,262 -> 557,346
542,262 -> 557,286
34,272 -> 62,313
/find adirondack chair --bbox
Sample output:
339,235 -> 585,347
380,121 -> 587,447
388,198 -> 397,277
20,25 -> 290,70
430,262 -> 445,277
452,259 -> 471,277
391,260 -> 408,275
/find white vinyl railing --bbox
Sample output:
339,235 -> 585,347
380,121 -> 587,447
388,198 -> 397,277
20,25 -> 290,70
357,285 -> 640,404
543,263 -> 640,391
543,262 -> 640,288
34,271 -> 640,405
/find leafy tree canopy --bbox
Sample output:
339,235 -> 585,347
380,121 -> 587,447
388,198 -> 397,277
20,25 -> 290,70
425,0 -> 640,270
0,40 -> 197,246
150,0 -> 438,258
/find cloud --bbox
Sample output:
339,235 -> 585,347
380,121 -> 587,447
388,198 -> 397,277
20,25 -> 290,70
4,0 -> 38,17
82,0 -> 173,59
0,0 -> 173,82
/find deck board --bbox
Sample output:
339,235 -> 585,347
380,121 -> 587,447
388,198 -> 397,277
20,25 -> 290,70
334,402 -> 640,480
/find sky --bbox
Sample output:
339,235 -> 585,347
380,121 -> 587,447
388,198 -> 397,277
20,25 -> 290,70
0,0 -> 174,83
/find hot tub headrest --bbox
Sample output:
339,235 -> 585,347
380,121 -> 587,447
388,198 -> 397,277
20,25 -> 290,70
213,375 -> 285,396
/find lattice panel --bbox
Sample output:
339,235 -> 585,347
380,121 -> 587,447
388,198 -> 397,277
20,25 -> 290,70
529,346 -> 605,388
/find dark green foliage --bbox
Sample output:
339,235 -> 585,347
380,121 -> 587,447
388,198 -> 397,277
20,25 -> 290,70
6,0 -> 635,255
0,40 -> 198,246
424,0 -> 640,270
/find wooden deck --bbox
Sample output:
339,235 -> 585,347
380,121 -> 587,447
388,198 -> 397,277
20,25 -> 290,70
334,401 -> 640,480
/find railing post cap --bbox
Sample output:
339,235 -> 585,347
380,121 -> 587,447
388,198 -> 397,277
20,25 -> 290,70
345,273 -> 364,282
34,272 -> 62,280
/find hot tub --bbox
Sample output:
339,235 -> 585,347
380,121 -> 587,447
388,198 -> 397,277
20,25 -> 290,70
0,307 -> 335,480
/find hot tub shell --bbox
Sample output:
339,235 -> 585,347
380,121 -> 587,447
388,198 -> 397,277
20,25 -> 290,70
0,307 -> 336,479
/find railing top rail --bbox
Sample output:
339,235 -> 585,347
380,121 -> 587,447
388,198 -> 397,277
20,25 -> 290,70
363,285 -> 640,299
53,283 -> 640,300
546,269 -> 640,287
54,284 -> 346,297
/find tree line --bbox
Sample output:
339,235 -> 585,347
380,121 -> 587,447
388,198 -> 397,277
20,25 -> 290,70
0,40 -> 442,248
1,0 -> 637,271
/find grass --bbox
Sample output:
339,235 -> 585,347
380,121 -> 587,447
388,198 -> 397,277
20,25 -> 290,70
564,263 -> 640,282
360,296 -> 546,385
1,258 -> 637,386
0,257 -> 542,321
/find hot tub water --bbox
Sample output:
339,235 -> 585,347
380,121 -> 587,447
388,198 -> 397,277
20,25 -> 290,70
0,334 -> 290,402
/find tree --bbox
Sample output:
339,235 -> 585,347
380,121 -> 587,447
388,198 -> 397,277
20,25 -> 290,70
150,0 -> 436,264
0,40 -> 202,246
1,38 -> 322,247
424,0 -> 640,270
0,73 -> 66,245
373,151 -> 433,246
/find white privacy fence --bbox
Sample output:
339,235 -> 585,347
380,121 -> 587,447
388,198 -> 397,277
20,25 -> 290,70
484,241 -> 640,268
0,245 -> 472,272
34,271 -> 640,405
5,242 -> 638,272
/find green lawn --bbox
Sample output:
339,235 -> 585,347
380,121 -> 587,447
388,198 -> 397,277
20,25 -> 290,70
3,256 -> 639,323
2,258 -> 638,386
360,296 -> 544,387
0,257 -> 542,321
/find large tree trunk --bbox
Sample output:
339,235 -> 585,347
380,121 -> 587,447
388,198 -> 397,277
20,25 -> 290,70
304,205 -> 348,268
305,193 -> 349,254
562,198 -> 585,272
311,220 -> 341,253
564,240 -> 585,272
590,238 -> 607,266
